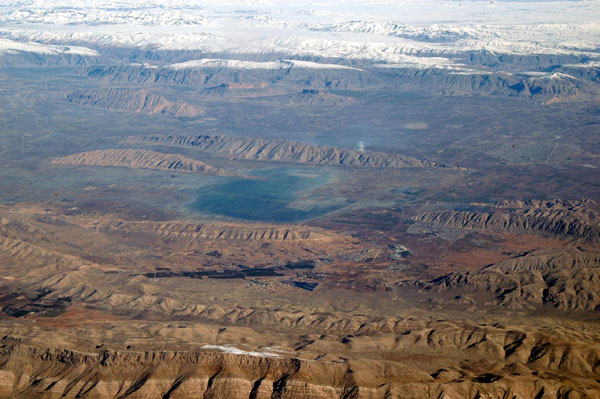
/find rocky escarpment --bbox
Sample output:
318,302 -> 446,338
375,67 -> 599,103
53,149 -> 251,178
86,60 -> 376,91
0,344 -> 392,399
91,220 -> 336,242
66,88 -> 202,118
414,199 -> 600,242
129,135 -> 451,169
84,60 -> 600,103
0,325 -> 599,399
421,247 -> 600,311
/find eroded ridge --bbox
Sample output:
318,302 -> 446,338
93,219 -> 335,242
414,199 -> 600,242
66,88 -> 202,117
52,149 -> 251,178
129,134 -> 454,169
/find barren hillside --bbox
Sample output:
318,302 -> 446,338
53,149 -> 251,178
130,135 -> 451,169
420,247 -> 600,311
66,88 -> 202,117
414,199 -> 600,242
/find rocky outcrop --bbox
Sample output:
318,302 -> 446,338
66,88 -> 202,117
53,149 -> 251,178
285,89 -> 355,106
422,247 -> 600,311
414,199 -> 600,242
130,135 -> 450,169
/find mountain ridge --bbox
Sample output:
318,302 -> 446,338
129,134 -> 453,170
66,88 -> 202,118
52,149 -> 252,179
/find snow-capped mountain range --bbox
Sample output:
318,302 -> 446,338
0,0 -> 598,64
0,0 -> 598,102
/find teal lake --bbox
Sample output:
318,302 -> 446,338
190,167 -> 340,222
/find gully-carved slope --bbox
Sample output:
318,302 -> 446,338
66,88 -> 202,118
130,135 -> 451,169
53,149 -> 251,178
421,247 -> 600,311
414,199 -> 600,242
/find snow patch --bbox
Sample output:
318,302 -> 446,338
373,54 -> 459,69
0,38 -> 98,56
201,344 -> 281,357
167,58 -> 361,70
285,59 -> 361,70
168,59 -> 284,70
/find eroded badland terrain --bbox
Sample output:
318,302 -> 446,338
0,2 -> 600,397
